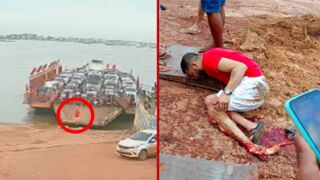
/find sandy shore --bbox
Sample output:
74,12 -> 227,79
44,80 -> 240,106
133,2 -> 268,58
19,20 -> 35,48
0,124 -> 156,180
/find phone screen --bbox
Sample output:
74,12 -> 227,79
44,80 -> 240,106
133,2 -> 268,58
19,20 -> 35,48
290,90 -> 320,151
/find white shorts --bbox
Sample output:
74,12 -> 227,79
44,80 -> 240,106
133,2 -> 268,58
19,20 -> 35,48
228,76 -> 269,112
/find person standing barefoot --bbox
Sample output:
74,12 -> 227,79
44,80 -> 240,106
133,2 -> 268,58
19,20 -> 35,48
200,0 -> 226,51
187,1 -> 205,35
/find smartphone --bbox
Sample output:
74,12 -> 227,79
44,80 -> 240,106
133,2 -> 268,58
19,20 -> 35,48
284,89 -> 320,161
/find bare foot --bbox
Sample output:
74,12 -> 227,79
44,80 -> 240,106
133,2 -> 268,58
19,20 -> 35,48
159,51 -> 171,60
187,24 -> 201,35
160,50 -> 166,57
242,141 -> 281,156
160,65 -> 172,72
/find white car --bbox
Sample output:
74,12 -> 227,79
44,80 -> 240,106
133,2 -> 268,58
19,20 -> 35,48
116,129 -> 156,160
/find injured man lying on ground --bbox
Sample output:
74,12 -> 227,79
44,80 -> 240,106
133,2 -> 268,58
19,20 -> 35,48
180,48 -> 281,158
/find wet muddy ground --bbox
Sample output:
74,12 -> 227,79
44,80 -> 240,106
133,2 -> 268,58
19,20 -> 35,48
160,0 -> 320,179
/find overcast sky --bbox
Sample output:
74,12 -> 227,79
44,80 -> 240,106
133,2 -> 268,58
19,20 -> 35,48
0,0 -> 156,42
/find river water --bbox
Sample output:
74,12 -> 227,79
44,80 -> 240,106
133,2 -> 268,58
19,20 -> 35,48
0,40 -> 156,128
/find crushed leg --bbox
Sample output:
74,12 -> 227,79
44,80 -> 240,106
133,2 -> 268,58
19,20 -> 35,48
208,113 -> 218,125
207,108 -> 283,160
242,142 -> 281,160
242,142 -> 281,155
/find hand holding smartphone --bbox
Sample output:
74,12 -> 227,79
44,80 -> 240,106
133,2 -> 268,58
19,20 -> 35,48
284,89 -> 320,162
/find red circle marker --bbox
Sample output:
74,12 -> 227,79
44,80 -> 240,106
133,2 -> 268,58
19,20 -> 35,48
56,97 -> 95,134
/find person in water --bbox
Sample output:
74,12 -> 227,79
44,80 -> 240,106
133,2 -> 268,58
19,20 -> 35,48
181,48 -> 276,156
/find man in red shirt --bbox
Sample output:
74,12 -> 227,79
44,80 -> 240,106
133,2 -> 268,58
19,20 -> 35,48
181,48 -> 273,156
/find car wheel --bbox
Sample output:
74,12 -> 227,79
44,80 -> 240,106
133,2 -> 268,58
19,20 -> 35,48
138,150 -> 148,161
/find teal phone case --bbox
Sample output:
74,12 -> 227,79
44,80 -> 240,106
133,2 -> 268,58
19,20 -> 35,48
284,88 -> 320,161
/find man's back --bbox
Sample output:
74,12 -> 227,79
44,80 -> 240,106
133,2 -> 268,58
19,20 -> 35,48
202,48 -> 263,84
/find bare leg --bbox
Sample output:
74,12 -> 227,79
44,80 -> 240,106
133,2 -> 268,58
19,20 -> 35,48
187,1 -> 205,34
194,2 -> 205,28
227,111 -> 257,131
220,6 -> 225,26
205,97 -> 251,142
205,94 -> 280,156
206,12 -> 223,48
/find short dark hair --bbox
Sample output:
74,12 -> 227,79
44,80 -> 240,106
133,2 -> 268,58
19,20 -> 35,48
180,52 -> 199,74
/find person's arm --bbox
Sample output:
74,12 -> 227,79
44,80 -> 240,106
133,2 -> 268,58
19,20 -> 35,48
208,58 -> 247,111
217,57 -> 248,92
